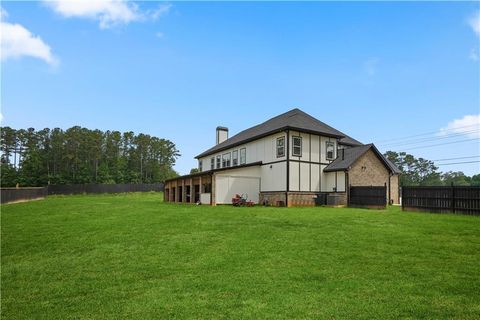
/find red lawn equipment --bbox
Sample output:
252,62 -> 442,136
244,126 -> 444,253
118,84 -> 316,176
231,194 -> 254,207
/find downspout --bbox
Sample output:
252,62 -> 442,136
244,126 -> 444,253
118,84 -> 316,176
286,129 -> 290,207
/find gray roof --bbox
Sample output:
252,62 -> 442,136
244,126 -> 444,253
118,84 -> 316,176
384,157 -> 402,174
196,108 -> 353,158
339,135 -> 363,146
324,144 -> 401,174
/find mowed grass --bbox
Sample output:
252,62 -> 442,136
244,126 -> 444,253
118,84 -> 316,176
2,193 -> 480,319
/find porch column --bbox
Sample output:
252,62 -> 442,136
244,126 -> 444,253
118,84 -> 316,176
182,179 -> 186,203
190,178 -> 194,203
211,173 -> 216,206
175,179 -> 178,202
199,176 -> 202,203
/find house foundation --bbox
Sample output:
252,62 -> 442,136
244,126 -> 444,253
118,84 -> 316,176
260,191 -> 347,207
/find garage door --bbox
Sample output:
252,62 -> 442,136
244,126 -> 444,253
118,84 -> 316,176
216,175 -> 260,204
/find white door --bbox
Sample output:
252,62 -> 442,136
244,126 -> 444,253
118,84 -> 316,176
216,175 -> 260,204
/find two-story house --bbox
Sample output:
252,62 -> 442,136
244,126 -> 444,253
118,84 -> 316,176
164,108 -> 400,206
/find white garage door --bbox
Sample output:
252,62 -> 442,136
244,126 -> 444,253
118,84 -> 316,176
216,175 -> 260,204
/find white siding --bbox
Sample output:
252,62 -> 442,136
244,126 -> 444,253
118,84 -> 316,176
198,132 -> 286,172
311,135 -> 320,163
215,166 -> 262,204
199,129 -> 345,194
336,171 -> 346,192
300,162 -> 310,191
261,162 -> 286,191
289,162 -> 300,191
311,164 -> 320,192
324,171 -> 336,192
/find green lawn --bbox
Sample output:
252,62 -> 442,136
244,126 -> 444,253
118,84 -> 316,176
2,193 -> 479,319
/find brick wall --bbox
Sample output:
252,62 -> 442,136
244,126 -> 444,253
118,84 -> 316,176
260,192 -> 348,207
390,174 -> 399,204
287,192 -> 317,206
260,192 -> 287,206
348,149 -> 399,204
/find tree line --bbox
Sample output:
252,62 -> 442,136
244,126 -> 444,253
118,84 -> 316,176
385,151 -> 480,186
1,126 -> 180,187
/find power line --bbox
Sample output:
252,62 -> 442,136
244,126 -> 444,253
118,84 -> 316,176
432,155 -> 480,161
374,124 -> 480,144
435,160 -> 480,166
378,130 -> 479,147
400,138 -> 479,151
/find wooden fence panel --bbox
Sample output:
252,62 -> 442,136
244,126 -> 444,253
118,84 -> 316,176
402,186 -> 480,215
1,188 -> 47,204
349,185 -> 386,208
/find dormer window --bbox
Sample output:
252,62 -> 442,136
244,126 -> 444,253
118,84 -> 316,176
292,136 -> 302,157
326,141 -> 335,160
276,137 -> 285,158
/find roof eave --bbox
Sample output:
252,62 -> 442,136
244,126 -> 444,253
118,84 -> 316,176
164,161 -> 263,182
195,126 -> 345,159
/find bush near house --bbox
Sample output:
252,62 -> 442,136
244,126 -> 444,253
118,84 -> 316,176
2,193 -> 479,319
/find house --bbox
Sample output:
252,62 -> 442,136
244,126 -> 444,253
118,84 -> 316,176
164,108 -> 400,206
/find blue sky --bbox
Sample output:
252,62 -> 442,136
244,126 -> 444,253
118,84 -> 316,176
1,1 -> 479,175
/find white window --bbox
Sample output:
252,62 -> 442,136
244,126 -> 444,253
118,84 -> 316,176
292,136 -> 302,157
210,157 -> 215,170
276,137 -> 285,158
240,148 -> 246,165
232,150 -> 238,166
222,153 -> 231,168
216,155 -> 221,169
326,141 -> 335,160
199,160 -> 202,171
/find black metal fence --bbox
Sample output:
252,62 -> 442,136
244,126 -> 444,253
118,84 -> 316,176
402,186 -> 480,215
47,183 -> 164,195
1,187 -> 48,204
349,185 -> 387,208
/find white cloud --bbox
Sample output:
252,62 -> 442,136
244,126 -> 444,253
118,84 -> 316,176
468,11 -> 480,37
45,1 -> 172,29
1,9 -> 57,65
150,3 -> 171,20
46,0 -> 141,29
156,31 -> 164,38
469,48 -> 479,61
363,58 -> 378,76
440,114 -> 480,139
1,6 -> 8,20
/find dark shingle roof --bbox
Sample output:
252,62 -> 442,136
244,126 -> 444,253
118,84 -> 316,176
324,144 -> 373,172
339,135 -> 363,146
196,108 -> 348,158
384,157 -> 402,174
324,144 -> 401,174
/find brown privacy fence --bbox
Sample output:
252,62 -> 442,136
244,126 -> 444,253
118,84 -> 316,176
402,186 -> 480,215
349,185 -> 386,208
47,183 -> 164,195
1,183 -> 164,204
1,188 -> 48,204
